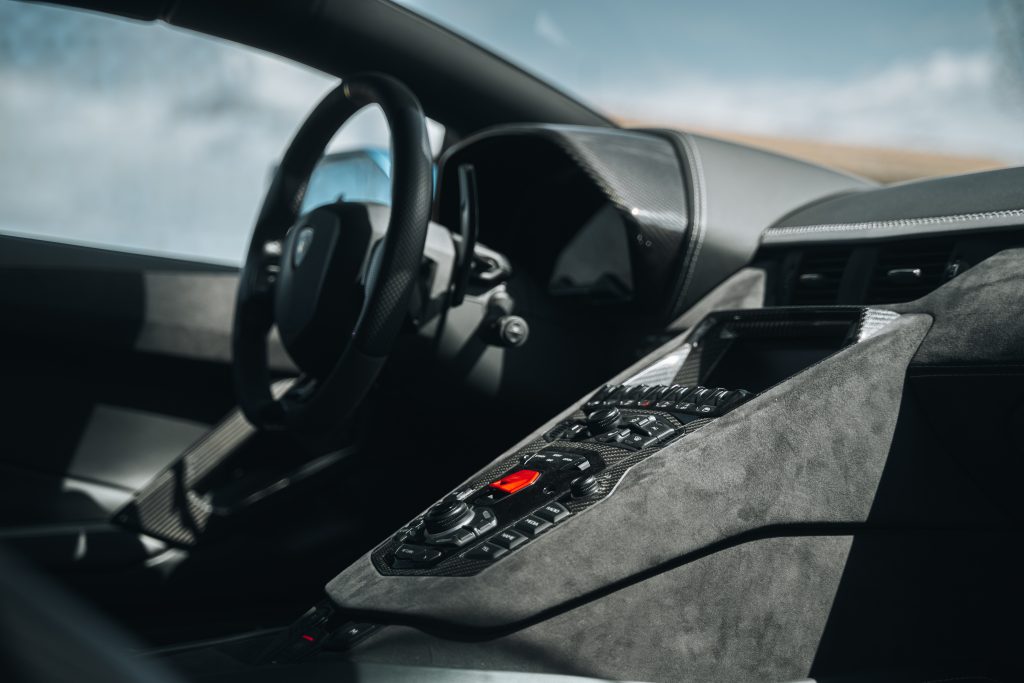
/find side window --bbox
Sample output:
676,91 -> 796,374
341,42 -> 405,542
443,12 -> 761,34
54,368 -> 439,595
0,4 -> 443,265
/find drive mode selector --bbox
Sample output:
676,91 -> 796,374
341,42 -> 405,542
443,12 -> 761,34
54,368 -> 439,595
424,498 -> 474,535
586,407 -> 621,434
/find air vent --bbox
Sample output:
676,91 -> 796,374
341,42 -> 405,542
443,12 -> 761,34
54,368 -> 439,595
865,237 -> 954,304
791,248 -> 849,305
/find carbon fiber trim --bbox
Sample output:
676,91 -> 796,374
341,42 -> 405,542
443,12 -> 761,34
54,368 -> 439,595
370,411 -> 710,577
113,380 -> 293,546
670,306 -> 896,388
437,125 -> 690,320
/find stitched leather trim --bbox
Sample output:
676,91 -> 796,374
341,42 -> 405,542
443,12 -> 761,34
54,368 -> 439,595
763,208 -> 1024,242
672,132 -> 707,312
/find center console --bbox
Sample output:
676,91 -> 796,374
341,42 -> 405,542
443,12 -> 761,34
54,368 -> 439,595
372,306 -> 893,577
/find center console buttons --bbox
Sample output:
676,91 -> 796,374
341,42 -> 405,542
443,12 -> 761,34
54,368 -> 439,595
425,527 -> 476,547
514,515 -> 552,537
523,452 -> 563,469
586,407 -> 621,434
570,474 -> 599,498
526,451 -> 592,473
617,431 -> 657,449
599,386 -> 625,408
489,469 -> 540,494
625,414 -> 657,431
618,384 -> 650,408
469,507 -> 497,535
687,387 -> 716,404
544,419 -> 589,442
464,541 -> 508,562
394,544 -> 443,565
583,384 -> 616,411
474,489 -> 507,505
384,382 -> 758,572
635,385 -> 664,408
536,502 -> 570,523
492,528 -> 528,550
424,498 -> 474,534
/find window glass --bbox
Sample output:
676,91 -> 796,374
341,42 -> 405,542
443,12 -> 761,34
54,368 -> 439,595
0,4 -> 442,265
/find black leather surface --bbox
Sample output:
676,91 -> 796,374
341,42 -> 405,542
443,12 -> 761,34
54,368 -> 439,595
652,130 -> 871,316
764,167 -> 1024,244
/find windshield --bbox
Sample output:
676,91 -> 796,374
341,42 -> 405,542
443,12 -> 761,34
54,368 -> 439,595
397,0 -> 1024,182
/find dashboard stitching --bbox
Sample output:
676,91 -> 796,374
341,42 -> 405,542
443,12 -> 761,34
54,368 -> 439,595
763,208 -> 1024,240
674,132 -> 707,312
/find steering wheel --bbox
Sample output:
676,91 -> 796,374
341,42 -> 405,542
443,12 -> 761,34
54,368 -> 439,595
232,74 -> 432,432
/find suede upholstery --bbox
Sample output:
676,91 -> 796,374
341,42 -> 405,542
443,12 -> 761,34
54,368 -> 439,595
891,247 -> 1024,365
322,248 -> 1024,682
326,314 -> 931,626
350,536 -> 852,683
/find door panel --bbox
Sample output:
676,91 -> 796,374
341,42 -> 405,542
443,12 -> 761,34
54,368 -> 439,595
0,235 -> 292,524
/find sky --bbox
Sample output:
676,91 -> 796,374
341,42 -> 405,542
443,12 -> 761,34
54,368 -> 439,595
1,1 -> 1022,264
400,0 -> 1024,160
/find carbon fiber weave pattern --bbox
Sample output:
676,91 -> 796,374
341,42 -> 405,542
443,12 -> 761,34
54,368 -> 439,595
437,125 -> 691,320
114,380 -> 293,546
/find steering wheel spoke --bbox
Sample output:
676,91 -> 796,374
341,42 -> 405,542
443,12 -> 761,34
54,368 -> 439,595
232,74 -> 432,435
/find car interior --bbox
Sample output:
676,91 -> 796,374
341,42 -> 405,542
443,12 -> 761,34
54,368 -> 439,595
1,1 -> 1023,682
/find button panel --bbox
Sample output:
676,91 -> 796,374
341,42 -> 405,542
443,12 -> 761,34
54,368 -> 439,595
515,515 -> 552,537
385,450 -> 592,570
379,382 -> 753,574
489,469 -> 541,494
582,383 -> 751,421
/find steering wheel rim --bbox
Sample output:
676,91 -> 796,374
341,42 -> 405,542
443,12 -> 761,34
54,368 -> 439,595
233,73 -> 433,432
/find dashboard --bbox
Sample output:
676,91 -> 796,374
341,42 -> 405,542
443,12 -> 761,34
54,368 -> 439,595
434,125 -> 1024,319
313,124 -> 1024,682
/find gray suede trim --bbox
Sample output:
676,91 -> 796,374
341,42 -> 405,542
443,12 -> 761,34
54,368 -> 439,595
890,247 -> 1024,365
326,314 -> 931,627
350,536 -> 852,683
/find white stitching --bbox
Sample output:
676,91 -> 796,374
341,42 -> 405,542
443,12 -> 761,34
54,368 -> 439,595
674,132 -> 707,310
763,208 -> 1024,240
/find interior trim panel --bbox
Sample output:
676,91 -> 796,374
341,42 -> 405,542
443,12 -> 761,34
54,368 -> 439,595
315,249 -> 1022,683
764,166 -> 1024,245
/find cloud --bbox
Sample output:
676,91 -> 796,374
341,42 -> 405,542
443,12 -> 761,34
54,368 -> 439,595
534,11 -> 569,49
0,26 -> 337,264
599,49 -> 1024,162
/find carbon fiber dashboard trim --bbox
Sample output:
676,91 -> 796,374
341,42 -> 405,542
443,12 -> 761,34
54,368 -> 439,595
437,125 -> 690,320
113,380 -> 293,546
670,306 -> 897,390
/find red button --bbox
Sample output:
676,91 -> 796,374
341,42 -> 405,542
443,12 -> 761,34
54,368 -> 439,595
489,469 -> 540,494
